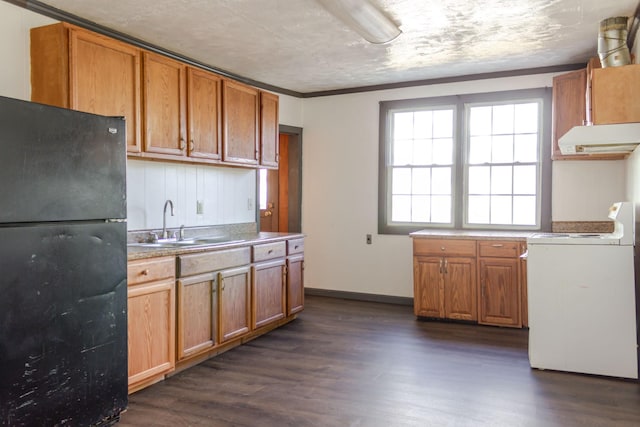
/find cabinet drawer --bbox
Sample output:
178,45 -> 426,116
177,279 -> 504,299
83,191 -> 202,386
287,238 -> 304,255
413,238 -> 476,257
478,240 -> 521,258
253,241 -> 286,262
177,247 -> 251,277
128,256 -> 175,286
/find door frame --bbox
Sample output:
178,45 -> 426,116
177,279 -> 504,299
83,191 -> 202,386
256,125 -> 302,233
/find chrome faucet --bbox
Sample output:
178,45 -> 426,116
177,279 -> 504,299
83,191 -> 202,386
162,199 -> 174,239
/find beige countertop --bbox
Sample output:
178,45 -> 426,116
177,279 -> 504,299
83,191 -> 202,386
127,231 -> 304,261
409,229 -> 533,241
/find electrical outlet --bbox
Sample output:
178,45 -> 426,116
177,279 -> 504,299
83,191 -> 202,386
366,234 -> 372,245
196,200 -> 204,215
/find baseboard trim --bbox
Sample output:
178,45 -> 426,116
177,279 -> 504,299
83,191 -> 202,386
304,288 -> 413,306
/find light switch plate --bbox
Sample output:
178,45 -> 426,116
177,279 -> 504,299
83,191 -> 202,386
196,200 -> 204,215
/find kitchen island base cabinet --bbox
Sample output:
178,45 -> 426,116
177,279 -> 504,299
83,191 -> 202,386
127,257 -> 176,394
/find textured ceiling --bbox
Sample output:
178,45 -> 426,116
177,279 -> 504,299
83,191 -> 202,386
36,0 -> 640,94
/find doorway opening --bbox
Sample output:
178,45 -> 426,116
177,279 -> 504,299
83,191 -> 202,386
259,125 -> 302,233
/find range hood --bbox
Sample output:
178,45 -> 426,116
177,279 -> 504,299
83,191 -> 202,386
558,122 -> 640,155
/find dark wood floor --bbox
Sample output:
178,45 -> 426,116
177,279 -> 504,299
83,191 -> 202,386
119,295 -> 640,427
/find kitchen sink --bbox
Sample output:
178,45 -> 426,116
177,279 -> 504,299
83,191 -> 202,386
128,237 -> 246,249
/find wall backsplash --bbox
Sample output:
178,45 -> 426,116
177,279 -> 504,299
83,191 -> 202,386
126,159 -> 256,231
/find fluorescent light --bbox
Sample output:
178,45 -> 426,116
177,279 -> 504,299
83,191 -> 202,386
316,0 -> 402,44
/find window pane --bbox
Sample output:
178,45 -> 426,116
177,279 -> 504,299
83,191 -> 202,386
414,111 -> 432,139
393,139 -> 412,165
469,135 -> 491,164
392,168 -> 411,194
491,135 -> 513,163
513,196 -> 536,225
513,165 -> 537,195
514,103 -> 538,133
468,166 -> 490,194
514,134 -> 538,163
412,195 -> 430,222
491,166 -> 512,194
432,167 -> 451,195
492,104 -> 514,134
394,112 -> 413,140
468,195 -> 490,223
412,168 -> 431,194
491,195 -> 512,224
431,195 -> 451,223
433,138 -> 453,164
469,106 -> 492,136
413,139 -> 432,165
392,195 -> 411,222
433,110 -> 453,138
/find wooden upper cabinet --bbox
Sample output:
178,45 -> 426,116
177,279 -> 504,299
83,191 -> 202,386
552,67 -> 626,161
31,23 -> 142,153
187,67 -> 222,161
592,64 -> 640,125
260,91 -> 279,168
222,80 -> 259,166
551,69 -> 587,160
143,52 -> 187,156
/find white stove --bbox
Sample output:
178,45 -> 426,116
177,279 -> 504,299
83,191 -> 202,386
526,201 -> 638,379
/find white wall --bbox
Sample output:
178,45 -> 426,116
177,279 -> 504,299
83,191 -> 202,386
302,74 -> 626,296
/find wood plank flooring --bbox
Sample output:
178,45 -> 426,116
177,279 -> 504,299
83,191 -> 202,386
119,295 -> 640,426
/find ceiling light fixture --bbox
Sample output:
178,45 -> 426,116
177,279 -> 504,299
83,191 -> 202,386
316,0 -> 402,44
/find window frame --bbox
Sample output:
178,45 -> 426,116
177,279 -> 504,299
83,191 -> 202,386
378,88 -> 552,235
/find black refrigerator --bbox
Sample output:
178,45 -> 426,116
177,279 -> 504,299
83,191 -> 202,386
0,96 -> 128,425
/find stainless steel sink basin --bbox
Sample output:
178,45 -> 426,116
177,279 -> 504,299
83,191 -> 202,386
128,237 -> 246,249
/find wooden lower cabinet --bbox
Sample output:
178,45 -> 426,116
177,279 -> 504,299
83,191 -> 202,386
412,237 -> 527,328
478,257 -> 520,327
127,257 -> 176,393
177,273 -> 218,360
252,259 -> 286,329
287,254 -> 305,315
413,255 -> 476,321
219,266 -> 252,343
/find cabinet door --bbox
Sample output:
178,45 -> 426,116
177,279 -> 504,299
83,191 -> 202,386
69,29 -> 142,153
222,80 -> 259,165
551,69 -> 586,160
177,273 -> 217,360
252,259 -> 286,329
127,278 -> 175,388
187,67 -> 222,160
413,256 -> 443,318
143,52 -> 187,156
287,254 -> 305,315
260,91 -> 279,168
218,266 -> 251,343
478,258 -> 520,327
443,257 -> 476,321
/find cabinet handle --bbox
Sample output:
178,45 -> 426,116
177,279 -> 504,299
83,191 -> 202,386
141,269 -> 149,276
179,138 -> 186,150
268,249 -> 273,254
439,258 -> 443,274
440,246 -> 445,251
444,259 -> 448,274
491,244 -> 504,248
189,139 -> 194,152
221,279 -> 225,291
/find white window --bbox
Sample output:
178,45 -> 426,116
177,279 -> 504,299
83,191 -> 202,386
379,89 -> 551,234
